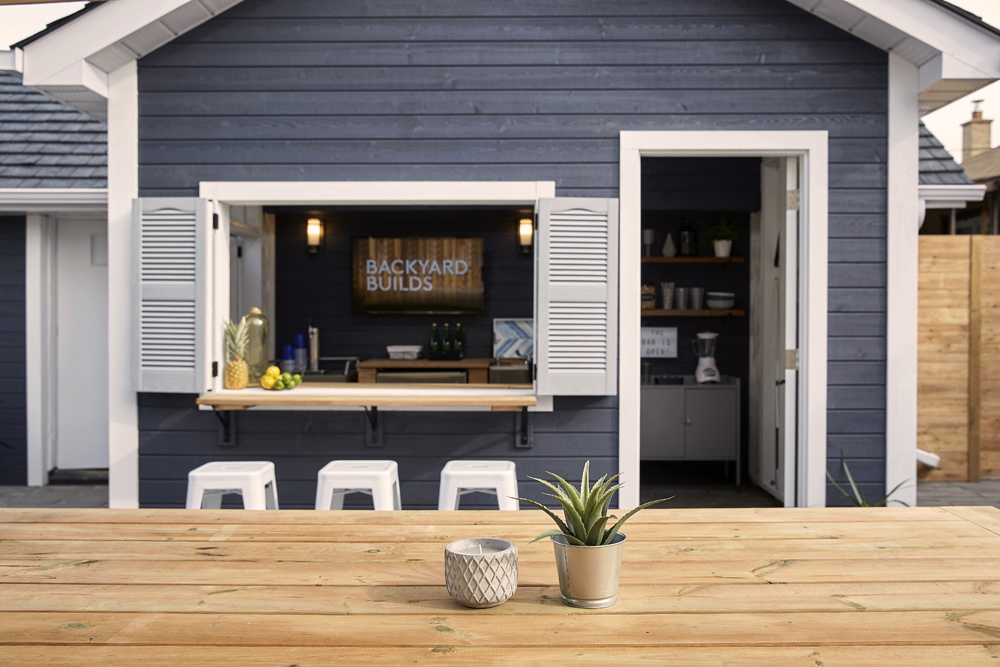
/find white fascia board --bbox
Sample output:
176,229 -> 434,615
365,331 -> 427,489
790,0 -> 1000,109
199,181 -> 556,206
919,183 -> 987,208
0,189 -> 107,213
20,0 -> 244,118
22,0 -> 193,86
0,49 -> 21,74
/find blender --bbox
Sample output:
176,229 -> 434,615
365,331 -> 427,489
692,332 -> 720,384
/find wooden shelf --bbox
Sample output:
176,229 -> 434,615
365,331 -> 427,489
641,257 -> 744,264
642,309 -> 745,317
196,386 -> 537,412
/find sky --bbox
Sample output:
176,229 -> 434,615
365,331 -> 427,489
1,0 -> 999,163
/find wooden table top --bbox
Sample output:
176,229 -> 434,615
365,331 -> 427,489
5,506 -> 1000,665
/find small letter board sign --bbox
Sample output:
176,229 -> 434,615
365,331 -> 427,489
641,327 -> 678,358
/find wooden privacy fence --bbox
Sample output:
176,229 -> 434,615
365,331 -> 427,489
918,235 -> 1000,482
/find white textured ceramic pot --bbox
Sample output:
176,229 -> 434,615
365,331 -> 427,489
444,538 -> 518,608
550,533 -> 626,608
714,239 -> 733,258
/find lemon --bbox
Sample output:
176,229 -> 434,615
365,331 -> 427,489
266,365 -> 281,378
260,375 -> 276,390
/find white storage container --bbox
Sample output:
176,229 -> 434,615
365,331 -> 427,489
387,345 -> 422,360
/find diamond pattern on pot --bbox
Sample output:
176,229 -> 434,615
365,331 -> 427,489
445,548 -> 518,609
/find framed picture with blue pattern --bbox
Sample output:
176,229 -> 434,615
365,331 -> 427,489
493,319 -> 534,359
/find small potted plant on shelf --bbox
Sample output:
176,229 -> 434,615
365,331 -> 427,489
701,214 -> 740,258
515,461 -> 670,608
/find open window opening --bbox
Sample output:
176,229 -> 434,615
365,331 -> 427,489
131,183 -> 619,412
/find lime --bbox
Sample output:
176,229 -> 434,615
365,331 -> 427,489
292,374 -> 302,383
281,372 -> 292,384
273,380 -> 285,390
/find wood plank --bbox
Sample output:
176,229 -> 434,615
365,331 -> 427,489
195,392 -> 537,409
641,257 -> 744,264
5,521 -> 987,544
358,358 -> 494,369
6,581 -> 1000,615
6,646 -> 1000,667
4,537 -> 999,564
4,556 -> 1000,587
942,507 -> 1000,537
2,610 -> 1000,647
0,507 -> 960,525
971,235 -> 983,482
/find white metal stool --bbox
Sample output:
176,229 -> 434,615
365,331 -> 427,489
438,460 -> 519,511
315,460 -> 402,511
186,461 -> 279,510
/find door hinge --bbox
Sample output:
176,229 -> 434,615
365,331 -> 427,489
213,213 -> 219,230
212,361 -> 219,377
785,349 -> 799,371
237,245 -> 242,258
786,190 -> 800,211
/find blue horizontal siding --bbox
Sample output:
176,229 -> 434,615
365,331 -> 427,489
136,0 -> 889,506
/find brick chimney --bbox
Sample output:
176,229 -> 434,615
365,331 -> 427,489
963,100 -> 993,162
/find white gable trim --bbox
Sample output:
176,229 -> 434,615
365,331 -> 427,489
787,0 -> 1000,115
20,0 -> 1000,120
20,0 -> 242,121
0,189 -> 107,214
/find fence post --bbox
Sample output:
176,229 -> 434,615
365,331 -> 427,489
969,235 -> 983,483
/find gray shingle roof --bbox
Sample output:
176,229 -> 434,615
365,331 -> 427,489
0,71 -> 106,189
919,121 -> 974,186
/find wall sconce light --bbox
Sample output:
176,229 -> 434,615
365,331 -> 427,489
306,218 -> 324,253
519,218 -> 533,254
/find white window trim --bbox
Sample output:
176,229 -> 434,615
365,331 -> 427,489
618,131 -> 830,509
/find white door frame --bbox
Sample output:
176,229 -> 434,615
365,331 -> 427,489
618,131 -> 829,509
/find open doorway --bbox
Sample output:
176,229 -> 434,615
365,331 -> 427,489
633,155 -> 801,508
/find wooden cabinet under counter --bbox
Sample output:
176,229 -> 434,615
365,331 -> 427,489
357,358 -> 494,384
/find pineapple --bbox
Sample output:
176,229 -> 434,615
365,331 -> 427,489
223,316 -> 250,389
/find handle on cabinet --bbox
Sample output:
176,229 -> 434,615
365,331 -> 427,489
685,418 -> 692,425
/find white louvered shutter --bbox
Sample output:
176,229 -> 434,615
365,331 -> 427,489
536,198 -> 619,395
133,198 -> 213,393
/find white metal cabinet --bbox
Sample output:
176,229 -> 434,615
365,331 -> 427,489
640,378 -> 741,485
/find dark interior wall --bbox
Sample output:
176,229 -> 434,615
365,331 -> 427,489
135,0 -> 889,505
0,217 -> 26,485
273,208 -> 533,361
639,158 -> 758,479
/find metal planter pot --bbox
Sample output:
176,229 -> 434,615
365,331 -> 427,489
550,533 -> 626,608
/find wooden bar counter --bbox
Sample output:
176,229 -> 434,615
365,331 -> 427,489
5,506 -> 1000,664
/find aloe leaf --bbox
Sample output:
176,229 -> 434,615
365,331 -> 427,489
529,528 -> 570,544
826,469 -> 862,507
878,479 -> 911,507
841,452 -> 868,507
580,460 -> 590,499
601,497 -> 672,545
544,492 -> 586,540
552,532 -> 587,546
530,476 -> 571,502
547,471 -> 585,514
584,515 -> 611,546
514,497 -> 572,535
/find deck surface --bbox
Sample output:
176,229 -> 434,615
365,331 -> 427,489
3,506 -> 1000,664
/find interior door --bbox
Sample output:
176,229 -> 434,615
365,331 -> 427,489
755,157 -> 799,506
56,219 -> 109,470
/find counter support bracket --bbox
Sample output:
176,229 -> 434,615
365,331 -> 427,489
214,410 -> 236,447
363,406 -> 383,447
516,407 -> 533,448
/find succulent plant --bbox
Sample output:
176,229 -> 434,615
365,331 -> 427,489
515,461 -> 671,546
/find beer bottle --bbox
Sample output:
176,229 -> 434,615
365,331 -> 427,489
429,323 -> 443,360
455,323 -> 466,360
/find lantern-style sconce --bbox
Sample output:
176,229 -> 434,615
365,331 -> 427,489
307,218 -> 324,253
519,218 -> 533,254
